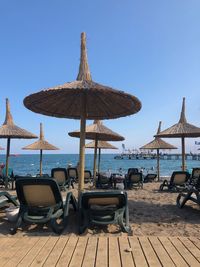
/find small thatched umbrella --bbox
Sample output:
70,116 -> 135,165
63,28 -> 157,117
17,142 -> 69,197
86,140 -> 118,174
140,121 -> 177,180
155,97 -> 200,171
0,99 -> 37,186
22,123 -> 59,176
69,120 -> 124,183
24,32 -> 141,194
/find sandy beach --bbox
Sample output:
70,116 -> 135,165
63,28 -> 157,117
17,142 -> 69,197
0,182 -> 200,238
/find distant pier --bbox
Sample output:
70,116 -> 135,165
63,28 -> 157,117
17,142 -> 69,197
114,153 -> 200,160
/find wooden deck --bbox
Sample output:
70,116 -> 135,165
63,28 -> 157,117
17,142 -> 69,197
0,236 -> 200,266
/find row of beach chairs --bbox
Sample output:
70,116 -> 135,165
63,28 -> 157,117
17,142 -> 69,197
0,177 -> 131,235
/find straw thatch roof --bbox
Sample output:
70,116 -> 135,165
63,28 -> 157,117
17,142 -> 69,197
0,99 -> 37,139
155,98 -> 200,138
69,120 -> 124,141
85,140 -> 118,149
23,33 -> 141,120
22,123 -> 59,151
140,121 -> 177,150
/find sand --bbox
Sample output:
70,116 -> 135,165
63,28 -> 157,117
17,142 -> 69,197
0,182 -> 200,237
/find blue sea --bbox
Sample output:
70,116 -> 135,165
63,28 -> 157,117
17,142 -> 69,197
0,154 -> 200,176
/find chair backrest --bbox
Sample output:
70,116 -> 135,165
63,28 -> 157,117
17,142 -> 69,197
67,168 -> 78,180
127,168 -> 139,175
171,171 -> 190,185
80,191 -> 127,209
145,173 -> 157,181
98,173 -> 110,184
84,170 -> 92,180
192,168 -> 200,179
51,168 -> 67,184
16,178 -> 63,208
129,172 -> 142,183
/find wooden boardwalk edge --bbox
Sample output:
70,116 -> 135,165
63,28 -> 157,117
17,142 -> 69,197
0,236 -> 199,267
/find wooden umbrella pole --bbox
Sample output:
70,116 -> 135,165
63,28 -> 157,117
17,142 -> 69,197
98,148 -> 101,174
157,149 -> 160,181
181,137 -> 185,171
78,94 -> 86,194
40,149 -> 43,176
93,137 -> 98,186
5,138 -> 11,188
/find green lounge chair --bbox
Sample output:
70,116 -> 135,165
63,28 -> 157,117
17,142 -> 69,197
124,172 -> 143,189
0,191 -> 18,208
67,167 -> 78,184
11,177 -> 77,235
84,170 -> 92,183
51,168 -> 74,190
189,168 -> 200,186
177,176 -> 200,208
143,173 -> 157,183
159,171 -> 190,192
78,191 -> 131,234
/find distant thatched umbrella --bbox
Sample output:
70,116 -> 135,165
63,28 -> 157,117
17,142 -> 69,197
155,97 -> 200,171
140,121 -> 177,180
0,99 -> 37,186
24,32 -> 141,194
69,120 -> 124,183
86,140 -> 118,173
22,123 -> 59,176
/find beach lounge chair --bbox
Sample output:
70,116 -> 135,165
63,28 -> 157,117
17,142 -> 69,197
67,167 -> 78,184
0,191 -> 18,208
11,177 -> 77,235
189,168 -> 200,186
143,173 -> 157,183
96,172 -> 112,189
177,174 -> 200,208
159,171 -> 190,192
51,168 -> 74,190
124,171 -> 143,189
84,170 -> 92,183
78,191 -> 131,234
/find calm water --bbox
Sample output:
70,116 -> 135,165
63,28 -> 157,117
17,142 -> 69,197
0,154 -> 200,176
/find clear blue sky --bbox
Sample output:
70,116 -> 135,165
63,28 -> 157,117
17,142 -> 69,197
0,0 -> 200,154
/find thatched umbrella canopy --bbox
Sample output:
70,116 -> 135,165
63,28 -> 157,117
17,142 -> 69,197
24,32 -> 141,194
0,99 -> 37,186
22,123 -> 59,176
69,120 -> 124,183
140,121 -> 177,180
86,140 -> 118,174
155,97 -> 200,171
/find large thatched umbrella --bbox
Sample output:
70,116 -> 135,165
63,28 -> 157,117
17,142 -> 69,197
86,137 -> 118,174
69,120 -> 123,183
0,99 -> 37,186
140,121 -> 177,180
155,97 -> 200,171
24,32 -> 141,194
22,123 -> 59,176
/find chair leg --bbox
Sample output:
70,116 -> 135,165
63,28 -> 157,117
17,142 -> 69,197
10,215 -> 22,235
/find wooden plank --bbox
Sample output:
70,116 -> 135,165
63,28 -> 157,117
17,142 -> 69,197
69,237 -> 88,267
189,237 -> 200,250
30,237 -> 59,266
159,237 -> 188,267
82,237 -> 98,267
4,237 -> 39,267
0,237 -> 30,266
95,237 -> 108,267
149,237 -> 175,267
139,237 -> 161,267
18,237 -> 50,267
178,237 -> 200,263
129,237 -> 148,267
57,236 -> 78,267
43,237 -> 69,266
108,237 -> 121,267
118,237 -> 134,267
169,237 -> 200,266
0,237 -> 19,257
